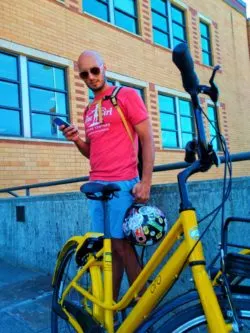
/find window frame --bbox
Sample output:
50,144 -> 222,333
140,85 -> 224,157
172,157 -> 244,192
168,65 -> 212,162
83,0 -> 139,35
27,58 -> 70,140
0,51 -> 23,137
0,40 -> 72,142
157,89 -> 195,150
199,19 -> 213,66
151,0 -> 187,50
207,103 -> 221,151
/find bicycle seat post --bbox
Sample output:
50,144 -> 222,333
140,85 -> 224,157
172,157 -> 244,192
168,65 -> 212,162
80,182 -> 121,332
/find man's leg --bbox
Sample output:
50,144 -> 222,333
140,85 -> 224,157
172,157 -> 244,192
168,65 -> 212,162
112,238 -> 144,300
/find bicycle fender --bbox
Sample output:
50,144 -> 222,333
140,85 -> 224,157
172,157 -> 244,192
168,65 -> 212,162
52,236 -> 84,287
135,288 -> 224,332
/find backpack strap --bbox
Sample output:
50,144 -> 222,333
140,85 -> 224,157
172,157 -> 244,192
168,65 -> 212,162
105,87 -> 134,143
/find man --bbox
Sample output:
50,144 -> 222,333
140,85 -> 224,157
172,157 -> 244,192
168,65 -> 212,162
60,50 -> 154,301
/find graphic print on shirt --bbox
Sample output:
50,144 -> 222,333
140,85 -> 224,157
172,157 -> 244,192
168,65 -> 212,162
85,103 -> 114,138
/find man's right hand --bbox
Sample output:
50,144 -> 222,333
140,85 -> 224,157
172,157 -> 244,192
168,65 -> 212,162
60,124 -> 80,142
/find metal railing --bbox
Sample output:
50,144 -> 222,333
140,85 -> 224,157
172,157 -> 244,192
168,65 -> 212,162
0,151 -> 250,198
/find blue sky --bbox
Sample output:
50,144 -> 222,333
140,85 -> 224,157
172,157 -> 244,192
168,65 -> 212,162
244,0 -> 250,17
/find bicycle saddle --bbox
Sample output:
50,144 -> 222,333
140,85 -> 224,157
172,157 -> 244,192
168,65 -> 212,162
80,182 -> 121,200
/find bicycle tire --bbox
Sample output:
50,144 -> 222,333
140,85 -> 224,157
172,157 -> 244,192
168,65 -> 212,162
51,243 -> 103,333
149,293 -> 250,332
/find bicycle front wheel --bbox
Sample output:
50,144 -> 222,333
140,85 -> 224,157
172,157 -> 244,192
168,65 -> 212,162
51,243 -> 103,333
158,293 -> 250,333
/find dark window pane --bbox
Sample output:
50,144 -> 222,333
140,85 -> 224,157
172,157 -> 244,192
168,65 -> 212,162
208,106 -> 220,150
0,108 -> 21,136
179,99 -> 191,116
83,0 -> 109,21
201,38 -> 211,53
180,117 -> 193,132
208,106 -> 215,121
0,53 -> 18,80
107,79 -> 115,85
159,95 -> 175,113
0,81 -> 19,108
151,0 -> 166,13
173,38 -> 182,48
114,0 -> 136,16
29,62 -> 65,90
30,88 -> 55,112
182,132 -> 193,148
160,113 -> 177,130
171,6 -> 184,24
202,52 -> 212,66
172,23 -> 185,41
152,12 -> 168,32
200,22 -> 209,37
162,130 -> 178,148
115,11 -> 137,33
32,114 -> 65,139
209,124 -> 216,137
153,29 -> 170,47
30,88 -> 66,114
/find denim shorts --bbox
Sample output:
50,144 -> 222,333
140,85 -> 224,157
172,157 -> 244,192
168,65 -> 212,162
87,177 -> 139,239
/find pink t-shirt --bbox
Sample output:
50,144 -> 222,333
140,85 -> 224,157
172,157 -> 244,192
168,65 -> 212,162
84,86 -> 148,181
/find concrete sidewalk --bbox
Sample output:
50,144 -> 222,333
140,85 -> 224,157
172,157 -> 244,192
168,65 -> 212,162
0,259 -> 52,333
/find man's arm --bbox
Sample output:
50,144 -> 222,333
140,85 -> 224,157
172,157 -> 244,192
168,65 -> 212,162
132,118 -> 155,203
60,124 -> 90,158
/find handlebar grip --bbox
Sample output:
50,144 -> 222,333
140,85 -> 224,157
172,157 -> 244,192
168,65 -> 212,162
172,43 -> 199,95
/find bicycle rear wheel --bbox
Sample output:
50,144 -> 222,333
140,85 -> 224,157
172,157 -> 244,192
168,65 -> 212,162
153,293 -> 250,332
51,243 -> 103,333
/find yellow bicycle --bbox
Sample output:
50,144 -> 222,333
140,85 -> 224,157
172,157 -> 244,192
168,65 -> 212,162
51,43 -> 250,332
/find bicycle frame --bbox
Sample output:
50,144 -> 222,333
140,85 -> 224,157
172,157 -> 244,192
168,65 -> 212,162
53,208 -> 233,333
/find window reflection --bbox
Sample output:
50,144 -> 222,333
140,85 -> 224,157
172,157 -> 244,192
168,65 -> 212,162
152,1 -> 186,49
83,0 -> 138,34
0,108 -> 21,136
28,60 -> 68,139
0,82 -> 20,108
32,113 -> 65,139
0,53 -> 18,81
200,21 -> 212,66
208,105 -> 220,150
0,52 -> 21,137
159,94 -> 195,149
29,61 -> 65,90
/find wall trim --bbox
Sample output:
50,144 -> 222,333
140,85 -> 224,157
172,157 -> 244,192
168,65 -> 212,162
0,39 -> 73,67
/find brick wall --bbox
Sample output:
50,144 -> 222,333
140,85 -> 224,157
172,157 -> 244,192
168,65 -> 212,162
0,0 -> 249,195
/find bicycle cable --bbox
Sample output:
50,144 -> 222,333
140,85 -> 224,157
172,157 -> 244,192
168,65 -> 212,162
155,103 -> 233,300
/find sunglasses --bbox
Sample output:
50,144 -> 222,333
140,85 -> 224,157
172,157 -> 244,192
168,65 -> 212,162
79,66 -> 102,80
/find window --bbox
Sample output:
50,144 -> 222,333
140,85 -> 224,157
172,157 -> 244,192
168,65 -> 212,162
0,52 -> 22,136
200,21 -> 212,66
159,94 -> 195,149
0,51 -> 69,140
207,105 -> 220,151
83,0 -> 138,34
28,61 -> 68,139
151,0 -> 187,49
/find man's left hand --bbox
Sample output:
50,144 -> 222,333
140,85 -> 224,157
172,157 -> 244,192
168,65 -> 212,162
132,182 -> 151,203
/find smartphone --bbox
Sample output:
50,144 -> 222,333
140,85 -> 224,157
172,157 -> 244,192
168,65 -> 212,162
53,117 -> 71,128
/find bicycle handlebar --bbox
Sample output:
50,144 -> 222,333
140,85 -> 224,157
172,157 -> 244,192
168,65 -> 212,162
172,43 -> 199,95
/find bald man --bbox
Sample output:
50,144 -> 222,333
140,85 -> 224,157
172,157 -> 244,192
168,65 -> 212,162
60,50 -> 155,302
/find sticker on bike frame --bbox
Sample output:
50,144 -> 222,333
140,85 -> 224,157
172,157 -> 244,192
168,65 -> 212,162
104,252 -> 112,262
190,227 -> 200,240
